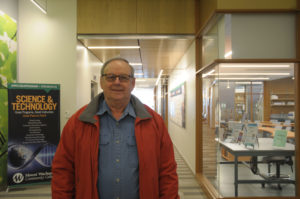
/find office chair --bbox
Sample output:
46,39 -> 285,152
261,156 -> 293,189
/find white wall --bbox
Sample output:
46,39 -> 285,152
168,41 -> 196,173
18,0 -> 77,130
156,82 -> 162,115
0,0 -> 18,19
76,42 -> 102,109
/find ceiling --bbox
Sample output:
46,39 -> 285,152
78,35 -> 195,87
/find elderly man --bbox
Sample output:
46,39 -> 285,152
51,57 -> 179,199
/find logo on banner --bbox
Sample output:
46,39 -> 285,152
12,173 -> 24,184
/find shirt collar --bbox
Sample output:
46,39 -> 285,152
96,99 -> 136,119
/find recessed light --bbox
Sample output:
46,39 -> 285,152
30,0 -> 47,14
87,46 -> 140,49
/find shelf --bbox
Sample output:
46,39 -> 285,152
271,105 -> 295,107
271,99 -> 294,101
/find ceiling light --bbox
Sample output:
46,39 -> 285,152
235,82 -> 263,85
217,77 -> 269,80
156,70 -> 164,86
219,64 -> 290,68
218,73 -> 290,76
130,63 -> 143,66
202,69 -> 215,77
87,46 -> 140,49
134,73 -> 144,76
226,80 -> 230,89
224,51 -> 232,58
31,0 -> 47,14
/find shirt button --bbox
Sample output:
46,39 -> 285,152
116,178 -> 120,183
116,122 -> 119,126
116,140 -> 120,144
116,197 -> 120,199
116,159 -> 120,163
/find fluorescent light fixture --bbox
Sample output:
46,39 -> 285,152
235,82 -> 263,85
31,0 -> 47,14
224,51 -> 232,58
134,73 -> 144,76
218,73 -> 290,76
217,77 -> 269,80
87,46 -> 140,49
202,69 -> 215,77
155,70 -> 164,86
130,63 -> 143,66
220,64 -> 290,68
226,80 -> 230,89
136,79 -> 146,82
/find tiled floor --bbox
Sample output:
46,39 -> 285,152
0,148 -> 207,199
175,148 -> 207,199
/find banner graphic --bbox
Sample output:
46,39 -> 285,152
7,83 -> 60,186
0,10 -> 17,188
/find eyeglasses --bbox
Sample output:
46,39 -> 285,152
102,74 -> 133,82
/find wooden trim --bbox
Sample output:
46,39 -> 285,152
214,58 -> 300,63
295,63 -> 300,198
195,0 -> 200,33
195,173 -> 220,199
195,37 -> 202,174
295,1 -> 300,196
215,9 -> 298,14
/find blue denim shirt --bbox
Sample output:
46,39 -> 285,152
96,100 -> 139,199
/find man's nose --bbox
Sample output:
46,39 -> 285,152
113,77 -> 121,83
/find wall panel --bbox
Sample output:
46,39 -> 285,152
198,0 -> 218,34
77,0 -> 137,34
137,0 -> 195,34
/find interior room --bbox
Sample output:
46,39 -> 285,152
202,62 -> 296,197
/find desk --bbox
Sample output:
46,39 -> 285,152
219,138 -> 295,197
258,127 -> 295,139
260,121 -> 294,127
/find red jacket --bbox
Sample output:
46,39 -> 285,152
51,93 -> 179,199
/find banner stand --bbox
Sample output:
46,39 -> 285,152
7,83 -> 60,187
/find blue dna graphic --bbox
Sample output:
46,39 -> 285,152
7,144 -> 56,170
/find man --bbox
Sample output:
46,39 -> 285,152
51,57 -> 179,199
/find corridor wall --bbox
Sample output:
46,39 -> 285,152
168,41 -> 196,173
18,0 -> 77,129
76,41 -> 102,109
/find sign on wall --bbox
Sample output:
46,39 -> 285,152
169,82 -> 186,128
7,83 -> 60,186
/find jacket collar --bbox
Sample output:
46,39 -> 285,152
78,93 -> 152,124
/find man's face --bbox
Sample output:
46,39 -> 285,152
100,60 -> 135,104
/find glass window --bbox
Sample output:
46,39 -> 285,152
202,63 -> 296,197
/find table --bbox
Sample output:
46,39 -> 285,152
219,138 -> 295,197
260,121 -> 294,127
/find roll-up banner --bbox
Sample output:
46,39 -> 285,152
7,83 -> 60,186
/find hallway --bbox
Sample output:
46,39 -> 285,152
175,148 -> 207,199
0,148 -> 206,199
